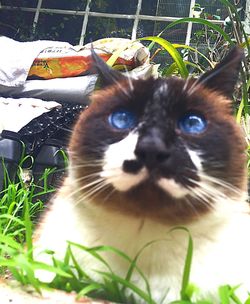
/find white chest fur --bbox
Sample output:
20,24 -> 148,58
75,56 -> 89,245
35,180 -> 250,303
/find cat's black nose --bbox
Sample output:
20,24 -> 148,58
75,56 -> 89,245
135,128 -> 170,170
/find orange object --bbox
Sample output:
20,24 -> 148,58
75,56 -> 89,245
28,53 -> 134,80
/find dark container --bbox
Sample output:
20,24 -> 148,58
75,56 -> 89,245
32,139 -> 67,202
0,130 -> 23,192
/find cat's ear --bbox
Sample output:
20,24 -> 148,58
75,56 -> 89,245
91,46 -> 127,87
197,47 -> 244,98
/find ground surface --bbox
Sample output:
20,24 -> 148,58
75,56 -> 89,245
0,279 -> 113,304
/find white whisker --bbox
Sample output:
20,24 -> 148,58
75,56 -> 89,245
188,186 -> 215,211
199,173 -> 239,189
112,77 -> 132,98
184,196 -> 200,216
75,181 -> 110,206
182,75 -> 192,93
102,187 -> 116,203
64,177 -> 106,200
73,172 -> 102,182
127,76 -> 134,93
123,66 -> 134,93
186,77 -> 202,96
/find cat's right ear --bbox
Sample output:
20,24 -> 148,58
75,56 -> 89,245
197,47 -> 244,98
91,46 -> 127,87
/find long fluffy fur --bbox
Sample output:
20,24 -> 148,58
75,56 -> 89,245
34,47 -> 250,303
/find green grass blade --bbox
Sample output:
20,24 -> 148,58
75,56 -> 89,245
67,245 -> 91,280
0,257 -> 22,267
169,228 -> 193,301
8,266 -> 26,284
0,234 -> 23,251
219,285 -> 231,304
31,261 -> 72,278
24,200 -> 33,259
169,301 -> 192,304
244,297 -> 250,304
68,242 -> 114,273
77,282 -> 105,298
123,240 -> 167,298
7,201 -> 17,215
236,79 -> 250,123
96,270 -> 157,304
181,233 -> 193,300
106,41 -> 134,67
15,254 -> 41,293
163,61 -> 203,77
69,242 -> 155,302
140,36 -> 189,78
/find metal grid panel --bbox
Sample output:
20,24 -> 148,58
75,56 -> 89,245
36,13 -> 84,44
156,0 -> 191,17
90,0 -> 138,14
1,0 -> 37,7
85,16 -> 134,41
41,0 -> 87,10
0,0 -> 247,45
0,9 -> 35,39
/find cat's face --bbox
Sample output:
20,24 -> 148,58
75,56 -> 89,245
69,48 -> 247,224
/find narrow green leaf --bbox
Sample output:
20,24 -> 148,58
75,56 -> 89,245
163,61 -> 203,77
77,282 -> 104,298
170,301 -> 192,304
106,41 -> 134,67
67,245 -> 91,279
124,239 -> 165,298
0,213 -> 25,225
140,36 -> 189,78
219,285 -> 230,304
181,233 -> 193,300
31,261 -> 72,278
68,242 -> 113,273
169,227 -> 193,301
0,257 -> 21,267
8,266 -> 26,284
96,270 -> 156,304
7,201 -> 17,215
236,79 -> 250,123
24,200 -> 33,259
240,37 -> 250,48
228,285 -> 243,304
15,254 -> 41,293
0,234 -> 23,251
244,296 -> 250,304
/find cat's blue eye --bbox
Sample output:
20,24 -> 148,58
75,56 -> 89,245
178,114 -> 207,134
108,110 -> 137,130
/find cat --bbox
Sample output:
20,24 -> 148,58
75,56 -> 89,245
34,47 -> 250,303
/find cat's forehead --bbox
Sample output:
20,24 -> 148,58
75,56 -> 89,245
129,76 -> 231,116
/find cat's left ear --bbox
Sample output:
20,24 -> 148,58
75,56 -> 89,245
197,47 -> 244,98
91,46 -> 127,87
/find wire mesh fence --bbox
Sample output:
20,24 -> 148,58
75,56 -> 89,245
0,0 -> 247,45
